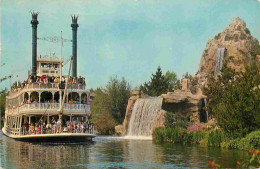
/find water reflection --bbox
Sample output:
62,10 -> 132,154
0,133 -> 249,169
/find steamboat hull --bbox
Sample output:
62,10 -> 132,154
2,128 -> 95,143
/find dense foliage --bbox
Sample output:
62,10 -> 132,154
153,127 -> 226,147
221,130 -> 260,150
164,111 -> 188,129
204,60 -> 260,137
140,66 -> 178,96
90,77 -> 131,135
153,127 -> 260,151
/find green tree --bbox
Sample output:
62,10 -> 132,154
0,89 -> 8,128
106,76 -> 131,123
164,71 -> 178,91
90,88 -> 116,135
90,77 -> 131,134
204,60 -> 260,138
90,88 -> 111,115
140,66 -> 169,96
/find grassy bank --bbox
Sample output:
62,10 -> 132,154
153,127 -> 260,150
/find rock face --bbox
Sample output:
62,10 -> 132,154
181,79 -> 191,91
152,109 -> 166,132
197,17 -> 260,79
161,89 -> 207,124
115,91 -> 140,136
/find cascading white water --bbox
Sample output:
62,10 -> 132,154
214,47 -> 226,76
127,97 -> 163,138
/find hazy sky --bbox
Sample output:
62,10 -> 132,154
1,0 -> 260,90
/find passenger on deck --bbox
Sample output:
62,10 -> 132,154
80,122 -> 84,133
37,124 -> 41,134
66,120 -> 70,127
51,117 -> 56,125
46,122 -> 52,134
68,122 -> 74,133
29,123 -> 34,135
35,123 -> 38,134
42,123 -> 46,134
36,76 -> 40,83
44,75 -> 48,84
57,119 -> 62,133
40,75 -> 45,83
52,122 -> 57,134
23,98 -> 28,104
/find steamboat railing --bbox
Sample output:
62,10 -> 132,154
21,126 -> 95,136
7,103 -> 91,115
6,125 -> 95,136
25,83 -> 86,90
8,83 -> 86,98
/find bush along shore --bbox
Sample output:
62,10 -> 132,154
153,127 -> 260,150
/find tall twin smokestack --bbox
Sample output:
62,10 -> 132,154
31,11 -> 39,76
71,15 -> 78,77
30,12 -> 79,77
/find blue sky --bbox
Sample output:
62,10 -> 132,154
1,0 -> 260,90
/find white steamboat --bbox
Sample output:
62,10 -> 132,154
2,12 -> 95,142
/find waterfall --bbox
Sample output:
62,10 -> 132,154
214,47 -> 226,76
127,97 -> 163,137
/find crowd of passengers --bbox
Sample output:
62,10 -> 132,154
11,74 -> 86,92
21,97 -> 89,105
21,117 -> 94,135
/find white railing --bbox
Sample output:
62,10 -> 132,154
11,103 -> 91,114
26,83 -> 85,90
20,126 -> 95,136
63,103 -> 90,112
7,108 -> 19,115
8,83 -> 86,98
19,103 -> 60,110
27,83 -> 59,89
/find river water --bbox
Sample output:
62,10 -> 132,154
0,132 -> 248,169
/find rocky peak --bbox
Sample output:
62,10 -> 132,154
197,17 -> 260,79
229,17 -> 246,29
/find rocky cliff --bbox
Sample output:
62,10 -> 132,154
197,17 -> 260,78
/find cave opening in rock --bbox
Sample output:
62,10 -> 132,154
199,99 -> 207,123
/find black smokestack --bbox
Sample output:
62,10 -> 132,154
71,15 -> 78,77
30,11 -> 39,76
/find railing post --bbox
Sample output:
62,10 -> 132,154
19,115 -> 22,136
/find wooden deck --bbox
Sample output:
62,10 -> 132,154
2,128 -> 96,142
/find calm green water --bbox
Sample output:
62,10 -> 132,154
0,132 -> 248,169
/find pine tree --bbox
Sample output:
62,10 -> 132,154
141,66 -> 169,96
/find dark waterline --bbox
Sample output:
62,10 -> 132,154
0,132 -> 248,169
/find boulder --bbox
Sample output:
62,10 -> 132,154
161,90 -> 207,123
161,90 -> 189,103
115,125 -> 124,136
